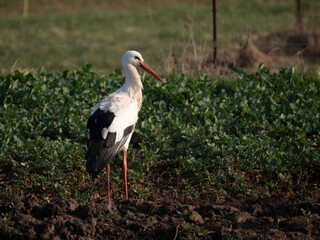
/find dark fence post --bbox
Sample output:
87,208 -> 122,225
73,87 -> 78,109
212,0 -> 217,65
296,0 -> 303,31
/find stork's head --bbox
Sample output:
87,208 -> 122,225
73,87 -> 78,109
122,50 -> 165,83
122,50 -> 144,67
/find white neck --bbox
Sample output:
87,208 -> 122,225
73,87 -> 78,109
123,64 -> 143,90
117,64 -> 143,109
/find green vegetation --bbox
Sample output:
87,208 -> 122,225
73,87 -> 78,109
2,0 -> 319,72
0,66 -> 319,213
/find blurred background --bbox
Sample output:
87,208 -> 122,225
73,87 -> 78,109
0,0 -> 319,74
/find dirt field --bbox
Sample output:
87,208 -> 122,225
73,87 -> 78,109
1,181 -> 319,239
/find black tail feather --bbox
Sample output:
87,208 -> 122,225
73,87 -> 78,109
85,136 -> 127,178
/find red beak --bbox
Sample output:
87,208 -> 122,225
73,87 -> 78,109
138,62 -> 165,83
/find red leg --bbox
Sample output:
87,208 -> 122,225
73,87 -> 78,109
107,164 -> 111,203
123,150 -> 128,200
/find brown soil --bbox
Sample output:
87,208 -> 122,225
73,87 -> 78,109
202,26 -> 320,75
237,26 -> 320,70
256,27 -> 320,58
1,187 -> 320,239
237,40 -> 274,69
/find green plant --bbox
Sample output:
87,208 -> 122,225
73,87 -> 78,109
0,66 -> 319,208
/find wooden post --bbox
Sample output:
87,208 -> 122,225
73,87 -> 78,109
212,0 -> 217,65
23,0 -> 29,18
296,0 -> 302,31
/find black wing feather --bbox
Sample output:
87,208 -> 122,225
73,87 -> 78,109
85,108 -> 134,179
87,109 -> 115,140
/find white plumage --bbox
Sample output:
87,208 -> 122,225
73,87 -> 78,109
85,50 -> 165,202
90,93 -> 138,143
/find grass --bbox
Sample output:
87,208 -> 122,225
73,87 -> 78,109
1,0 -> 319,73
0,65 -> 319,212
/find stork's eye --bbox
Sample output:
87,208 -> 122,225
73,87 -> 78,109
134,56 -> 141,61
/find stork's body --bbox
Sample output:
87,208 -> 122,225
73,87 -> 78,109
85,50 -> 164,202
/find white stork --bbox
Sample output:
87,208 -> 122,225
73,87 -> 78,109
85,50 -> 165,202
